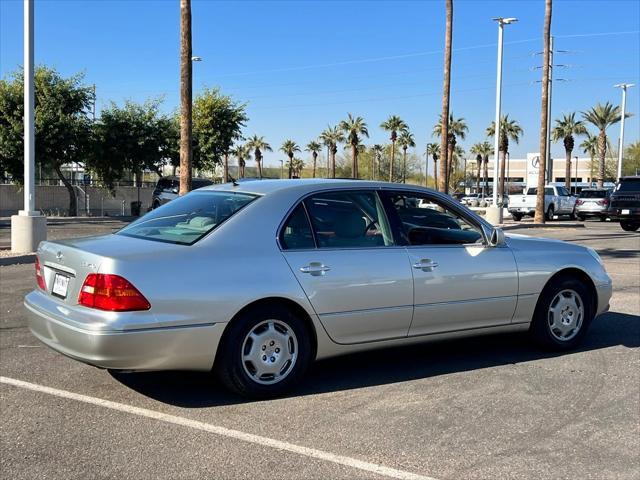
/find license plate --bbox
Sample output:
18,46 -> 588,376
622,209 -> 630,215
52,273 -> 70,299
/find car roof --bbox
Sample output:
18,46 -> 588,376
201,178 -> 435,196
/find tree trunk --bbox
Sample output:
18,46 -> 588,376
326,146 -> 331,178
352,145 -> 358,179
447,142 -> 455,190
597,131 -> 606,188
499,150 -> 507,202
564,147 -> 572,190
425,155 -> 429,187
434,158 -> 438,189
439,0 -> 453,193
288,154 -> 294,179
55,165 -> 77,217
402,148 -> 407,183
535,0 -> 552,223
331,147 -> 337,179
483,157 -> 489,197
223,153 -> 229,182
389,141 -> 395,182
179,0 -> 192,196
312,152 -> 317,178
476,160 -> 481,194
257,158 -> 263,179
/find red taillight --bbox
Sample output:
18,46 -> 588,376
35,257 -> 45,290
576,199 -> 584,205
601,199 -> 609,206
78,274 -> 150,311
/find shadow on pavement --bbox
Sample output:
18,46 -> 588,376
110,311 -> 639,407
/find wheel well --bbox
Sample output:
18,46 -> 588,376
214,297 -> 318,367
540,268 -> 598,312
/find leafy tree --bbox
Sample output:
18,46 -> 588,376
397,130 -> 415,183
623,141 -> 640,176
339,113 -> 369,179
380,115 -> 408,182
192,87 -> 248,175
91,99 -> 175,191
552,112 -> 587,189
487,114 -> 522,201
319,125 -> 344,179
305,140 -> 322,178
246,135 -> 271,179
582,102 -> 625,187
280,139 -> 301,179
425,143 -> 440,189
0,66 -> 93,215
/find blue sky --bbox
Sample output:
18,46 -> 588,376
1,0 -> 639,168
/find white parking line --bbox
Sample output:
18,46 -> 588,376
1,376 -> 437,480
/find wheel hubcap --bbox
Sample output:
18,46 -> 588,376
241,320 -> 298,385
547,289 -> 584,341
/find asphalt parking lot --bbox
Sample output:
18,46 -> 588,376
1,220 -> 638,480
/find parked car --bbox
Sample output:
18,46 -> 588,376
608,176 -> 640,231
460,193 -> 479,205
151,176 -> 214,209
509,185 -> 577,221
26,179 -> 612,398
575,188 -> 611,221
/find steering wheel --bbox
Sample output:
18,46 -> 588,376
363,219 -> 378,236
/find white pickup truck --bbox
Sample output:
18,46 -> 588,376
508,185 -> 577,221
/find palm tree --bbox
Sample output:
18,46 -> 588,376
433,113 -> 468,190
580,132 -> 598,182
280,139 -> 301,179
582,102 -> 624,187
231,143 -> 250,178
371,144 -> 384,180
487,115 -> 522,202
380,115 -> 408,182
319,125 -> 344,179
286,157 -> 305,178
397,130 -> 415,183
535,0 -> 552,223
469,141 -> 493,198
552,112 -> 587,190
470,143 -> 484,194
439,0 -> 453,193
425,143 -> 440,189
246,135 -> 272,179
339,114 -> 369,179
305,140 -> 322,178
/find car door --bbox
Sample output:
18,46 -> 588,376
381,190 -> 518,336
280,190 -> 413,344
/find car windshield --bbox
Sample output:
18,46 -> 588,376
117,191 -> 257,245
616,179 -> 640,192
579,190 -> 608,198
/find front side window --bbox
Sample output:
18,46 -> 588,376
303,191 -> 394,248
118,191 -> 257,245
385,192 -> 483,246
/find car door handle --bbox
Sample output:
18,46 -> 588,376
300,262 -> 331,276
412,259 -> 439,271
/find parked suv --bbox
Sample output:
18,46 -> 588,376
151,176 -> 214,209
608,176 -> 640,231
575,188 -> 611,221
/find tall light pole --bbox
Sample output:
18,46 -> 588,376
11,0 -> 46,253
487,16 -> 517,225
574,155 -> 579,194
614,83 -> 634,180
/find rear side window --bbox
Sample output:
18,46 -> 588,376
579,190 -> 607,198
280,204 -> 315,250
118,191 -> 257,245
303,191 -> 394,249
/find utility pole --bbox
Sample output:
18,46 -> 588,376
11,0 -> 46,253
179,0 -> 193,195
614,83 -> 634,180
545,36 -> 554,183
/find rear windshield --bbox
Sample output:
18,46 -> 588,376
526,188 -> 554,195
117,191 -> 257,245
579,190 -> 608,198
616,179 -> 640,192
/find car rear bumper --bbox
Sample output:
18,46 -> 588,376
25,291 -> 225,371
607,207 -> 640,220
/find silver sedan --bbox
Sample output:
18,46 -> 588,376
25,180 -> 612,398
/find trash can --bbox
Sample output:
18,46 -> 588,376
130,201 -> 142,217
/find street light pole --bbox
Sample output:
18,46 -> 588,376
574,156 -> 578,194
614,83 -> 634,180
487,16 -> 517,225
11,0 -> 46,253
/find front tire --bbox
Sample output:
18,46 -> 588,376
511,213 -> 523,222
546,205 -> 555,221
215,305 -> 312,398
530,276 -> 594,351
620,221 -> 639,232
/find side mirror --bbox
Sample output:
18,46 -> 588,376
489,227 -> 506,247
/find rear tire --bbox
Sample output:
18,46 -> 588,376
530,275 -> 594,351
215,304 -> 312,399
577,215 -> 586,221
546,205 -> 555,221
511,213 -> 522,222
620,221 -> 639,232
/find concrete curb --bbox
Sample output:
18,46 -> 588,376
499,222 -> 586,230
0,254 -> 36,267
